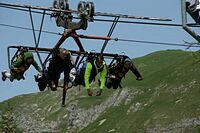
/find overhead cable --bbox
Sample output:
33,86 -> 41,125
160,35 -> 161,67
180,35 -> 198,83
114,38 -> 200,47
1,23 -> 200,48
0,23 -> 61,35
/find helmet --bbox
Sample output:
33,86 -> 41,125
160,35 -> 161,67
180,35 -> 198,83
124,57 -> 131,63
19,46 -> 28,53
58,48 -> 71,60
96,53 -> 104,62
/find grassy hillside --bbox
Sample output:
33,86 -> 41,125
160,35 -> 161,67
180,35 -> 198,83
80,50 -> 200,133
1,50 -> 200,133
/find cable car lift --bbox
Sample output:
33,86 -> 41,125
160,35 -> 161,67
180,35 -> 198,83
0,0 -> 174,105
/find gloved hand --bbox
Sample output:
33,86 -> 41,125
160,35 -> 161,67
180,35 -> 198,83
50,81 -> 57,91
87,89 -> 93,96
109,75 -> 116,79
136,76 -> 143,81
96,89 -> 102,96
63,84 -> 69,91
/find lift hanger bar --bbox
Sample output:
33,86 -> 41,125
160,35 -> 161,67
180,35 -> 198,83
7,45 -> 125,58
101,16 -> 119,53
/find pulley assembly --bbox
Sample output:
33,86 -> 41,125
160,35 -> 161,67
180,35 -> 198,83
52,0 -> 95,30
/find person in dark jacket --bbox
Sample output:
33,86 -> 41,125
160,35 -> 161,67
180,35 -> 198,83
47,48 -> 74,91
2,50 -> 42,82
106,56 -> 143,89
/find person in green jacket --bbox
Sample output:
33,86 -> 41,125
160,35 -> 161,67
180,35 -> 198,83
2,50 -> 42,82
75,54 -> 107,96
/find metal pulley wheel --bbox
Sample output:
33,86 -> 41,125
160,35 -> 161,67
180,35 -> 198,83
77,1 -> 86,13
59,0 -> 69,10
86,2 -> 95,19
52,0 -> 60,17
53,0 -> 60,9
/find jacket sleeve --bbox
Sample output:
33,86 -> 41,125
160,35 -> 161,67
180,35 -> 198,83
32,60 -> 41,72
129,62 -> 142,78
84,63 -> 92,89
99,63 -> 107,89
11,58 -> 23,69
108,63 -> 117,74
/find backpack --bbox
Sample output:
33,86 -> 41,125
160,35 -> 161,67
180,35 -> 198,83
76,53 -> 96,85
79,53 -> 96,76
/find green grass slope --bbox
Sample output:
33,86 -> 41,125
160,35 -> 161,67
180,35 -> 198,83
80,50 -> 200,133
1,49 -> 200,133
0,84 -> 115,132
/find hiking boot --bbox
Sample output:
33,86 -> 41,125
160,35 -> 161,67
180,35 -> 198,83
186,1 -> 190,8
1,71 -> 7,81
34,74 -> 42,82
34,75 -> 39,82
87,89 -> 93,96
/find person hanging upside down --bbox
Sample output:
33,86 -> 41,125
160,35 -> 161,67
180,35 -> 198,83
74,54 -> 107,96
48,48 -> 74,91
35,48 -> 74,92
106,55 -> 143,89
2,48 -> 42,82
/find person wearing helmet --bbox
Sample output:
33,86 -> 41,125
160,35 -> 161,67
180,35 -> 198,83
106,55 -> 143,89
186,0 -> 200,23
2,50 -> 42,82
186,0 -> 200,11
74,54 -> 107,96
47,48 -> 74,91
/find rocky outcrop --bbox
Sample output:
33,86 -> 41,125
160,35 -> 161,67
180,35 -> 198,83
66,88 -> 134,132
17,115 -> 59,133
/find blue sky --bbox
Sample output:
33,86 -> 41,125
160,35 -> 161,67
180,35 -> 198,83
0,0 -> 199,102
